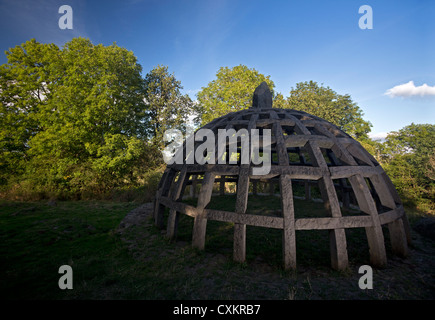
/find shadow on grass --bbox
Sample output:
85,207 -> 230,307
1,196 -> 434,300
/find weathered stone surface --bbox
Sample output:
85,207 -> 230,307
152,83 -> 411,271
252,82 -> 272,109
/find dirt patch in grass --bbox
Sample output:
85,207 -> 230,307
116,201 -> 435,300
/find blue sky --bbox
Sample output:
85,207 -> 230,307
0,0 -> 434,138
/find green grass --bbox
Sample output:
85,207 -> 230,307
180,195 -> 372,269
0,200 -> 139,299
1,196 -> 433,300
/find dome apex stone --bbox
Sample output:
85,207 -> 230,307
252,82 -> 273,109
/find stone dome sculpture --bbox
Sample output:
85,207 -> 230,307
153,82 -> 411,270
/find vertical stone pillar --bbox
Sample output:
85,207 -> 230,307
193,175 -> 199,198
304,181 -> 311,200
269,180 -> 274,195
252,180 -> 258,195
167,168 -> 187,239
280,175 -> 296,270
155,169 -> 176,229
349,174 -> 387,267
318,176 -> 349,270
306,140 -> 349,270
233,166 -> 250,263
192,172 -> 215,250
220,176 -> 225,196
370,174 -> 408,257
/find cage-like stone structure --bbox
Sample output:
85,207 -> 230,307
153,82 -> 411,270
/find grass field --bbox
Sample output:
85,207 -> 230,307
1,197 -> 434,300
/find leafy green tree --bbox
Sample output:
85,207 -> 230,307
381,123 -> 434,166
196,65 -> 279,125
0,39 -> 61,184
286,81 -> 372,139
379,123 -> 435,210
0,38 -> 154,197
143,65 -> 194,149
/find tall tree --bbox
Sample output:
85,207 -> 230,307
0,38 -> 152,195
0,39 -> 61,185
379,123 -> 435,208
143,65 -> 194,149
196,65 -> 279,125
286,81 -> 372,139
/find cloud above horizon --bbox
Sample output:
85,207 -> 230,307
385,81 -> 435,98
369,132 -> 389,141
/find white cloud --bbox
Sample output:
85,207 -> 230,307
385,81 -> 435,98
369,132 -> 389,141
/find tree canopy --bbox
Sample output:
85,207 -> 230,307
196,67 -> 371,140
196,65 -> 277,125
377,123 -> 435,209
0,45 -> 432,211
286,81 -> 372,139
0,38 -> 175,197
143,65 -> 194,149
